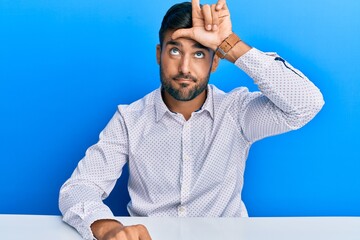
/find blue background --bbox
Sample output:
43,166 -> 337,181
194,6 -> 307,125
1,0 -> 359,217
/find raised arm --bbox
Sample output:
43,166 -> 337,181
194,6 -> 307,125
173,0 -> 324,142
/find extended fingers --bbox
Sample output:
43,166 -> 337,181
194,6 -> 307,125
201,4 -> 220,31
211,4 -> 219,31
192,0 -> 202,18
216,0 -> 227,10
192,0 -> 201,9
193,0 -> 230,32
202,4 -> 212,30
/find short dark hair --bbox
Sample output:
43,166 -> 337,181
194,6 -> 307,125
159,2 -> 193,47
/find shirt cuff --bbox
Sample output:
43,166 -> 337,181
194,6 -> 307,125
85,210 -> 118,240
64,203 -> 117,240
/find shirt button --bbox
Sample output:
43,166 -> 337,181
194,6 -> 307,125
184,155 -> 190,161
178,206 -> 186,212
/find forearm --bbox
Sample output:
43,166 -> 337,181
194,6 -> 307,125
232,48 -> 324,142
59,182 -> 117,240
237,48 -> 324,120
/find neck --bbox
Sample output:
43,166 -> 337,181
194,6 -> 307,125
162,89 -> 207,121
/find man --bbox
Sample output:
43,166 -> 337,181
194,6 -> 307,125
59,0 -> 324,239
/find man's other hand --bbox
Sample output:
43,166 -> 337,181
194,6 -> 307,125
91,219 -> 152,240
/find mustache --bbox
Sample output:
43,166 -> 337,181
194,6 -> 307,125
173,73 -> 197,82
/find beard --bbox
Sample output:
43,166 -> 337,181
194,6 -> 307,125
160,66 -> 211,102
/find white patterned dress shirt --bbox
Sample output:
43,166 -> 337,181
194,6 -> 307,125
59,48 -> 324,240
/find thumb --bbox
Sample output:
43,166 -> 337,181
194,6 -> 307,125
172,28 -> 194,40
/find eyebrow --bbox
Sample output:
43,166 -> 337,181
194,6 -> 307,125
165,40 -> 210,51
165,40 -> 181,47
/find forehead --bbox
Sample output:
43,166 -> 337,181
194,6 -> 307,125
162,30 -> 208,50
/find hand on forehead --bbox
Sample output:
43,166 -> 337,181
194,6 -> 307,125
172,0 -> 232,51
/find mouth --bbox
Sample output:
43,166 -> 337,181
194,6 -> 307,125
173,77 -> 194,83
173,74 -> 197,83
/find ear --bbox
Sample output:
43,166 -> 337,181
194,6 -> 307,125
156,44 -> 161,65
211,55 -> 220,72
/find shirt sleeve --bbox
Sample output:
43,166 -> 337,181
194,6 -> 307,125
232,48 -> 324,142
59,108 -> 129,240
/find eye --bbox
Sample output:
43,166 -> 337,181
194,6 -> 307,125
194,51 -> 205,59
169,48 -> 180,56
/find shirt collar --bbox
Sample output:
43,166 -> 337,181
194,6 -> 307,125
155,85 -> 214,122
155,87 -> 170,122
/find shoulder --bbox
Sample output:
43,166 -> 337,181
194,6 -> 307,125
117,88 -> 159,118
209,84 -> 263,118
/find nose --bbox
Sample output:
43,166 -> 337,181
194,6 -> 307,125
179,54 -> 191,74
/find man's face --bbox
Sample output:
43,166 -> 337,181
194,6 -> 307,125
156,31 -> 219,101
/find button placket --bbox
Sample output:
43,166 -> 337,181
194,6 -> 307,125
180,122 -> 192,215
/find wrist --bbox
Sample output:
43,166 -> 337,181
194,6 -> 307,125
215,32 -> 252,63
225,40 -> 252,63
215,33 -> 241,59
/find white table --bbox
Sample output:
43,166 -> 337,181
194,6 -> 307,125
1,214 -> 359,240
